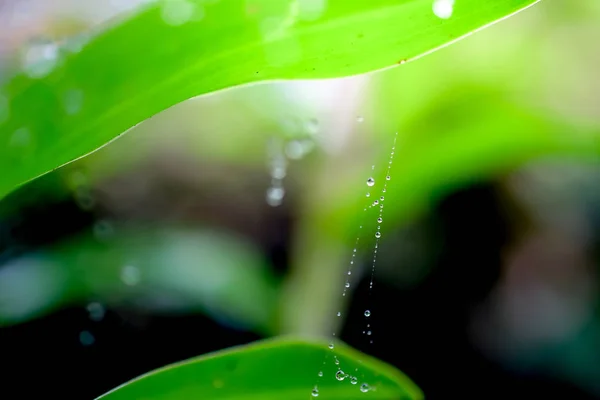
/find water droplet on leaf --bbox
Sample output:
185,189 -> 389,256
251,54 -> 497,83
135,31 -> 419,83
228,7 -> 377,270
375,232 -> 381,239
364,310 -> 371,317
22,38 -> 59,78
360,383 -> 370,393
366,177 -> 375,187
432,0 -> 455,19
336,370 -> 346,381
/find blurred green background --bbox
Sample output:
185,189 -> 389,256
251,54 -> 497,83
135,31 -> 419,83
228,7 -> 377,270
0,0 -> 599,398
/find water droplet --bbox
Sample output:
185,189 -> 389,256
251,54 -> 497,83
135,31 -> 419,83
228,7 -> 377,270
62,32 -> 89,53
161,0 -> 196,26
266,187 -> 285,207
328,342 -> 334,349
74,186 -> 95,211
366,192 -> 371,198
271,165 -> 286,179
360,383 -> 370,393
386,175 -> 391,181
318,371 -> 323,377
380,196 -> 384,201
351,376 -> 358,385
345,282 -> 350,288
375,232 -> 381,239
366,177 -> 375,187
285,139 -> 310,160
9,127 -> 31,148
372,200 -> 379,206
22,38 -> 59,78
334,357 -> 340,365
357,116 -> 364,123
87,302 -> 105,321
335,370 -> 346,381
364,310 -> 371,317
347,270 -> 352,275
432,0 -> 455,19
336,311 -> 341,317
311,387 -> 319,397
93,220 -> 114,240
367,330 -> 372,335
382,188 -> 386,193
377,217 -> 382,223
212,379 -> 224,389
63,89 -> 84,115
305,118 -> 319,135
79,330 -> 95,346
121,265 -> 141,286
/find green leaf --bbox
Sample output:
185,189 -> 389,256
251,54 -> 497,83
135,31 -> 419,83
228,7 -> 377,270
96,337 -> 422,400
0,0 -> 539,199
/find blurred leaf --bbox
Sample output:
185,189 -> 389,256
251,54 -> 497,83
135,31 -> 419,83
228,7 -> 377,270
0,226 -> 280,333
97,336 -> 422,400
320,86 -> 600,243
0,0 -> 539,199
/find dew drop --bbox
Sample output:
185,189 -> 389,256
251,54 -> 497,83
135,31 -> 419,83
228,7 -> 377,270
334,357 -> 340,365
121,265 -> 141,286
375,232 -> 381,239
380,196 -> 384,201
360,383 -> 370,393
93,219 -> 114,240
364,310 -> 371,317
335,370 -> 346,381
79,330 -> 95,346
366,192 -> 371,198
386,175 -> 391,181
377,217 -> 382,223
87,302 -> 105,321
285,139 -> 314,160
311,387 -> 319,397
347,270 -> 352,275
345,282 -> 350,288
10,127 -> 32,148
432,0 -> 455,19
63,89 -> 84,115
318,371 -> 323,377
305,118 -> 319,135
382,188 -> 386,193
336,311 -> 341,317
351,376 -> 358,385
266,187 -> 285,207
161,0 -> 196,26
366,177 -> 375,187
22,38 -> 59,79
372,200 -> 379,206
367,330 -> 372,336
271,165 -> 286,180
328,342 -> 334,350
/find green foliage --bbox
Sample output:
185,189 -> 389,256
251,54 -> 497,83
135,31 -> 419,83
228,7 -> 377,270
0,0 -> 538,199
96,337 -> 422,400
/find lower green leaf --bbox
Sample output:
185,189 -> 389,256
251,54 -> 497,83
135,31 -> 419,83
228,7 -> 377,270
96,337 -> 422,400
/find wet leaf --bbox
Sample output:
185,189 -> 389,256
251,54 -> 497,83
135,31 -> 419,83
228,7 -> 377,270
0,0 -> 539,199
97,337 -> 422,400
